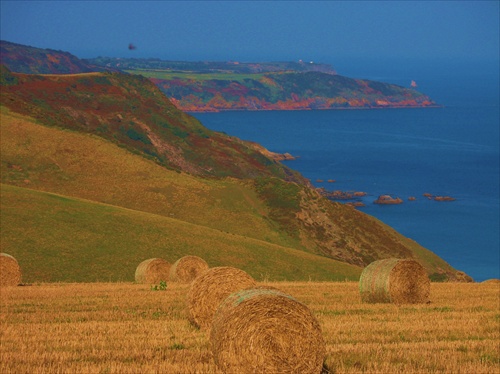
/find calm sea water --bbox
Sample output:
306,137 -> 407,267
193,61 -> 499,281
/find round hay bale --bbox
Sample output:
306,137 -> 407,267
359,258 -> 430,304
135,258 -> 171,284
187,266 -> 256,329
169,255 -> 209,283
0,253 -> 22,287
481,278 -> 500,284
210,288 -> 325,373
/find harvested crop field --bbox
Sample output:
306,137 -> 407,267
0,282 -> 498,373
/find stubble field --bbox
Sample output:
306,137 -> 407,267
0,281 -> 498,373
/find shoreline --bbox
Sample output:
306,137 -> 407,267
183,104 -> 443,113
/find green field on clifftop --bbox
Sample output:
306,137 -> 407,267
127,69 -> 267,82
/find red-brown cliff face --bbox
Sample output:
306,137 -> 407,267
152,72 -> 439,112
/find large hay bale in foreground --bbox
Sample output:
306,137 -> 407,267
169,255 -> 209,283
135,258 -> 171,284
359,258 -> 430,304
0,253 -> 22,287
210,288 -> 325,373
187,266 -> 256,329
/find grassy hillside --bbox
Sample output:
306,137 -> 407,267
0,108 -> 296,246
0,108 -> 463,281
0,66 -> 301,181
0,183 -> 362,282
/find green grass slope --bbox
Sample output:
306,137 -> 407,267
0,183 -> 362,283
0,108 -> 464,281
0,108 -> 294,248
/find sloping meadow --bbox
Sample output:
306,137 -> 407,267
0,183 -> 361,283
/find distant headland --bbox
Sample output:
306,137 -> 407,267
86,57 -> 439,112
0,40 -> 440,112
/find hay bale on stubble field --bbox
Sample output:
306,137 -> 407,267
135,258 -> 171,284
359,258 -> 430,304
210,288 -> 325,374
0,253 -> 22,287
187,266 -> 256,329
169,255 -> 209,283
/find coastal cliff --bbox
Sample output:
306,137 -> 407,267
147,71 -> 438,112
1,41 -> 439,112
87,57 -> 438,112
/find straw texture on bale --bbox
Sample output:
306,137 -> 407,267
359,258 -> 430,304
135,258 -> 171,284
187,266 -> 256,329
169,255 -> 209,283
0,253 -> 22,287
210,288 -> 325,374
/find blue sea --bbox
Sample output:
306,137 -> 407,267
193,60 -> 500,282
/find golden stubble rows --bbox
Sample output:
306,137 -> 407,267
1,282 -> 498,373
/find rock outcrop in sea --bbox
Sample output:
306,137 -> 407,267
374,195 -> 403,205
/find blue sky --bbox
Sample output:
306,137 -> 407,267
1,1 -> 499,67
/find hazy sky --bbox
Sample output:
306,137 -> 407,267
1,1 -> 499,65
